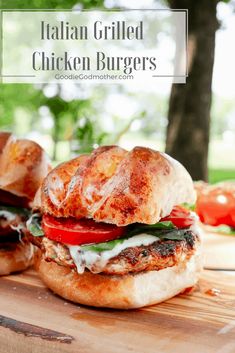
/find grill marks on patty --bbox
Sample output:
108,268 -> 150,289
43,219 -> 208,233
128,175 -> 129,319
40,230 -> 199,275
104,231 -> 197,275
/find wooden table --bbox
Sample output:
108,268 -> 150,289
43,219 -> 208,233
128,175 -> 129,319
203,231 -> 235,270
0,232 -> 235,353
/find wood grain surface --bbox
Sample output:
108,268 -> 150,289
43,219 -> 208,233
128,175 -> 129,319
0,232 -> 235,353
203,232 -> 235,270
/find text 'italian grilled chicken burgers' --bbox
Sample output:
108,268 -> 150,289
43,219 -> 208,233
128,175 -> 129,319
0,132 -> 51,275
28,146 -> 201,309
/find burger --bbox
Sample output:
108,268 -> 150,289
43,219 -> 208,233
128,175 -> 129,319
0,132 -> 51,275
28,146 -> 201,309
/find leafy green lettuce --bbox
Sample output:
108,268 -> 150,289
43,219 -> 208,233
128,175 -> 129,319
81,221 -> 188,253
26,213 -> 44,237
0,205 -> 29,217
181,203 -> 196,211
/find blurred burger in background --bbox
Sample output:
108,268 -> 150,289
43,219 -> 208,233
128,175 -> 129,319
0,132 -> 51,275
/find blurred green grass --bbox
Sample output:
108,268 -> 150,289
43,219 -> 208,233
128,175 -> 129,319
209,169 -> 235,184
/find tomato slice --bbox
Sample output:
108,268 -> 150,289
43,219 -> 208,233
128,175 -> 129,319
42,215 -> 126,246
161,206 -> 194,228
42,205 -> 193,246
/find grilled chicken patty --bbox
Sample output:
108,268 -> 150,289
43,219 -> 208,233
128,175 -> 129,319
39,229 -> 199,275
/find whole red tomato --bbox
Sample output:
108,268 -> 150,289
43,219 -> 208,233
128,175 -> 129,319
196,182 -> 235,227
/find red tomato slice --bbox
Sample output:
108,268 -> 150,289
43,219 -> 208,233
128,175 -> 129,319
161,206 -> 194,228
42,215 -> 126,246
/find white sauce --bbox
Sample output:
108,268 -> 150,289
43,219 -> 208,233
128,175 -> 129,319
0,210 -> 16,221
68,234 -> 159,274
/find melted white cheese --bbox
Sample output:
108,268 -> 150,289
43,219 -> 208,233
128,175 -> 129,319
68,234 -> 159,274
0,210 -> 16,221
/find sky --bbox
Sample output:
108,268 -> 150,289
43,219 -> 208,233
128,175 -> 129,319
213,1 -> 235,98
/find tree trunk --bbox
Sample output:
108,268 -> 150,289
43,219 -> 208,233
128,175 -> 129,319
166,0 -> 219,181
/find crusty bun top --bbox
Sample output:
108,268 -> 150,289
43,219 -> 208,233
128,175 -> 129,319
38,146 -> 196,226
0,132 -> 11,153
0,133 -> 51,203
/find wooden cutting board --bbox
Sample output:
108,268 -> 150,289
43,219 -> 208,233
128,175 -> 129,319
1,231 -> 235,353
203,231 -> 235,270
0,268 -> 235,353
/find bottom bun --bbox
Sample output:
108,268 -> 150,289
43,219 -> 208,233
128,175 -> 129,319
0,241 -> 35,276
36,251 -> 201,309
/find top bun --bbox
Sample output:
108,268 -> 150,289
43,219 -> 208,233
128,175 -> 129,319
39,146 -> 196,226
0,132 -> 12,153
0,133 -> 51,204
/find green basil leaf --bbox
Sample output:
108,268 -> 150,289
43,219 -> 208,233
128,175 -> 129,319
82,238 -> 123,252
157,229 -> 187,240
181,203 -> 195,211
127,221 -> 175,237
81,228 -> 188,253
26,214 -> 44,237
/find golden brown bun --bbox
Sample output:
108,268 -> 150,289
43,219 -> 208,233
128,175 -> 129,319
0,133 -> 51,203
0,241 -> 35,276
39,146 -> 196,226
36,250 -> 201,309
0,132 -> 11,153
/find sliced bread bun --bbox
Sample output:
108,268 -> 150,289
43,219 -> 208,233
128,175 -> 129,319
0,241 -> 35,276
